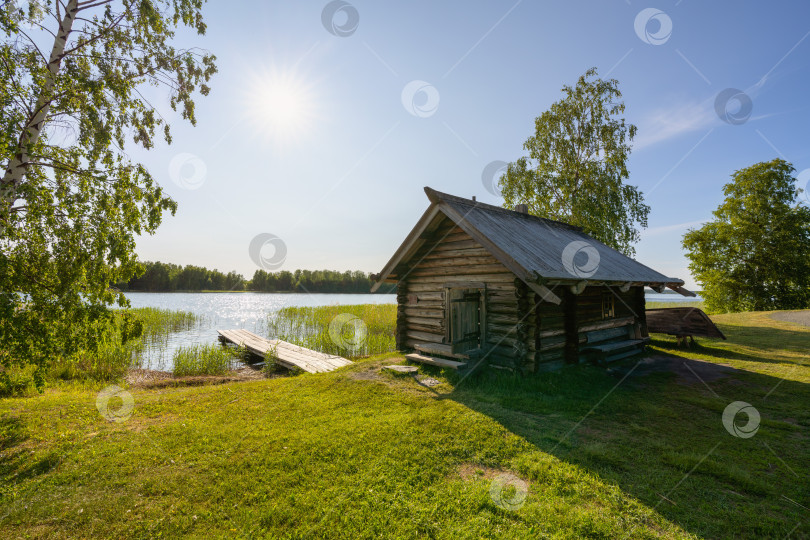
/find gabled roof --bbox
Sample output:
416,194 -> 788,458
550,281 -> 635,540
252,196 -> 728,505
371,187 -> 691,302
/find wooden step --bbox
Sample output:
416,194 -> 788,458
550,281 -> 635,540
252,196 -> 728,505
405,353 -> 467,370
585,326 -> 632,343
582,339 -> 646,354
414,343 -> 470,360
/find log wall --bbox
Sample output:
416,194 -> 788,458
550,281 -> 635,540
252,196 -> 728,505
396,215 -> 647,373
399,218 -> 526,370
533,285 -> 646,368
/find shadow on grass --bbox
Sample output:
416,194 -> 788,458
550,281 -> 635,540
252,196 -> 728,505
648,321 -> 810,366
648,336 -> 797,366
0,416 -> 62,488
440,350 -> 809,539
713,321 -> 810,355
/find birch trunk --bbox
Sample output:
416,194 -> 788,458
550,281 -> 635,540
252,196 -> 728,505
0,0 -> 79,217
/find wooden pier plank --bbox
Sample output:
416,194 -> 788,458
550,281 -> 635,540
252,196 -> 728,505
221,330 -> 330,374
217,329 -> 351,374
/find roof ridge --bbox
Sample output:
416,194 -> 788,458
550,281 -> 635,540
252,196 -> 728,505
423,186 -> 583,232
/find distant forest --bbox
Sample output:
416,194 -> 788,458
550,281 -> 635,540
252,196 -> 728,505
116,261 -> 395,293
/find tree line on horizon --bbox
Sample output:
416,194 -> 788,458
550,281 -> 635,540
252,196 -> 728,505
116,262 -> 395,294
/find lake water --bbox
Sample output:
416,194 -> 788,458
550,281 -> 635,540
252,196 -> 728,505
125,292 -> 396,370
645,293 -> 702,304
125,291 -> 700,371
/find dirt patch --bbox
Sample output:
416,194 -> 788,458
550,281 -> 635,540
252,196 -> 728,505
347,356 -> 407,383
126,366 -> 269,389
348,369 -> 381,382
578,425 -> 615,441
457,463 -> 513,482
608,354 -> 737,387
346,357 -> 448,395
769,310 -> 810,327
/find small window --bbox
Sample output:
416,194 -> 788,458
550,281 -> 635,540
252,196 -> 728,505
602,293 -> 615,319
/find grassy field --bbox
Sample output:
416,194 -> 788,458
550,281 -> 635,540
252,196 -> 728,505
0,309 -> 807,538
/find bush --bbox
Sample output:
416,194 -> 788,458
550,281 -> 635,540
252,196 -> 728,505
0,363 -> 39,397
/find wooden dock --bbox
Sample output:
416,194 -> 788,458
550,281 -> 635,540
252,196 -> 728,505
217,329 -> 352,374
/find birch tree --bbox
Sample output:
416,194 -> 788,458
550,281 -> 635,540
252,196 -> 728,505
498,68 -> 648,256
0,0 -> 216,384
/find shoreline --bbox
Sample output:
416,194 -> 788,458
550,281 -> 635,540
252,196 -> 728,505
119,290 -> 396,294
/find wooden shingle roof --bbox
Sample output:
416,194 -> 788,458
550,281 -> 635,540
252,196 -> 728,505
371,187 -> 691,300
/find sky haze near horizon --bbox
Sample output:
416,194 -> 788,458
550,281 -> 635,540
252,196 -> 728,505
131,1 -> 810,290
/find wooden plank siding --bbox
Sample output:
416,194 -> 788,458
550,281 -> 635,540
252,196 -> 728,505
399,217 -> 522,370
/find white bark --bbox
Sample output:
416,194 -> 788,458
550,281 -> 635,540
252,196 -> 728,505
1,0 -> 80,214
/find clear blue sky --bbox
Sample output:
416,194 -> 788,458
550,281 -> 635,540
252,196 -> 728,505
131,1 -> 810,289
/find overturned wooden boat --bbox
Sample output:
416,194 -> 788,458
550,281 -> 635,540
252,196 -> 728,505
645,307 -> 725,346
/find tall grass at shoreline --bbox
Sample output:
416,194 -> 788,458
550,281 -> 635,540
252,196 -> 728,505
46,308 -> 200,385
135,307 -> 198,351
136,307 -> 198,337
268,304 -> 396,358
173,344 -> 235,376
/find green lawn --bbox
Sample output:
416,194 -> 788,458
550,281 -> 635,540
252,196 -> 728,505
0,310 -> 807,538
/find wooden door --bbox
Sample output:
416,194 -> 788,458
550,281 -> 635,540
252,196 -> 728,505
448,288 -> 481,354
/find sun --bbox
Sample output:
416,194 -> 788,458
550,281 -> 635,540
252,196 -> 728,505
246,67 -> 319,144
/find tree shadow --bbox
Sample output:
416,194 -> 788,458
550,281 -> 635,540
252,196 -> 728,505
444,351 -> 809,539
648,337 -> 799,367
713,318 -> 809,353
0,415 -> 62,488
649,321 -> 809,366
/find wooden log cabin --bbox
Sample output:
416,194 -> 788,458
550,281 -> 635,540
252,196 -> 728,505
371,188 -> 695,373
